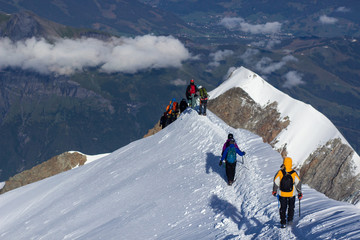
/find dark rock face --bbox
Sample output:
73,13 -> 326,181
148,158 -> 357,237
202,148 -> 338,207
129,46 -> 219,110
0,152 -> 86,194
4,11 -> 43,40
208,87 -> 290,149
300,138 -> 360,204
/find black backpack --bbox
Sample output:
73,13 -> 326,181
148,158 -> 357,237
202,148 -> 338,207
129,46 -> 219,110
280,169 -> 295,192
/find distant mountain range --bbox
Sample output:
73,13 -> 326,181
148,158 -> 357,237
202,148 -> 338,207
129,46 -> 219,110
0,0 -> 193,36
141,0 -> 360,38
0,1 -> 359,182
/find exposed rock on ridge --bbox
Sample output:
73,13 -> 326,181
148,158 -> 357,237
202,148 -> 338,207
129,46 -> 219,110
208,87 -> 290,152
300,138 -> 360,204
143,120 -> 162,138
0,152 -> 86,194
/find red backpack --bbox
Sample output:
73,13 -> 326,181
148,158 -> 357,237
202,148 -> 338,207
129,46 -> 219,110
189,85 -> 196,94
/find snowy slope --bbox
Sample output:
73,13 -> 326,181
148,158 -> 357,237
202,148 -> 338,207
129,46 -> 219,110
0,109 -> 360,239
209,66 -> 360,172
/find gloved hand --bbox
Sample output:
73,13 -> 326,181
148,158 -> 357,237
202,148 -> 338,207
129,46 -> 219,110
272,191 -> 277,197
219,160 -> 223,166
298,193 -> 303,200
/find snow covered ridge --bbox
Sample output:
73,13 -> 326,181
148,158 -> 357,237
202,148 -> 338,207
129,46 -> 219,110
1,110 -> 360,239
209,66 -> 360,169
209,67 -> 360,167
209,66 -> 360,204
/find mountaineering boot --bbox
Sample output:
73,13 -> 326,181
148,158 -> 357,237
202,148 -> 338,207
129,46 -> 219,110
228,180 -> 233,186
280,224 -> 286,228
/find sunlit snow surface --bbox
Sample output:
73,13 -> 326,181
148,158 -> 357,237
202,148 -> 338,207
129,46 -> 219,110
0,110 -> 359,240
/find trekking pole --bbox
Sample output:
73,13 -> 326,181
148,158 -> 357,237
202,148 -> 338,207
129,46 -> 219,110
277,194 -> 280,209
299,198 -> 301,217
241,156 -> 249,170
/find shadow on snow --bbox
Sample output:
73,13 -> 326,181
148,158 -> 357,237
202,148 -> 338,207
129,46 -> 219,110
205,152 -> 227,183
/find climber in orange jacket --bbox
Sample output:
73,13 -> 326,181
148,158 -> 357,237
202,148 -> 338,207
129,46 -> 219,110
165,98 -> 179,124
272,157 -> 302,228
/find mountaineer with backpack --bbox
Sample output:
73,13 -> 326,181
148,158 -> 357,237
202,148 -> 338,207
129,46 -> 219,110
198,85 -> 208,116
159,112 -> 168,129
185,79 -> 199,108
165,98 -> 179,124
221,133 -> 239,156
219,134 -> 246,186
179,98 -> 188,113
272,157 -> 302,228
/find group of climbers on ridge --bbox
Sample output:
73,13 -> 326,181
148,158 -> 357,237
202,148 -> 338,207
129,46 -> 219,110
159,98 -> 179,129
159,78 -> 209,129
185,79 -> 208,115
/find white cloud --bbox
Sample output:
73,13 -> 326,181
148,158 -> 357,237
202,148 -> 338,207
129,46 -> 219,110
336,6 -> 350,13
251,38 -> 281,50
170,78 -> 187,86
220,17 -> 282,34
265,38 -> 281,49
319,15 -> 338,24
283,71 -> 305,88
241,21 -> 282,35
240,48 -> 259,64
219,17 -> 241,29
255,55 -> 298,74
0,35 -> 191,75
209,49 -> 234,67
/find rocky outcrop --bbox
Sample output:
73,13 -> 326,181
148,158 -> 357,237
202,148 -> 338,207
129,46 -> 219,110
143,120 -> 162,138
208,87 -> 290,150
0,152 -> 86,194
300,138 -> 360,204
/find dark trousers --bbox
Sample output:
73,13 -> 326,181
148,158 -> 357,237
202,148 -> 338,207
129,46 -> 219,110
225,162 -> 236,182
199,99 -> 207,115
279,196 -> 295,224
